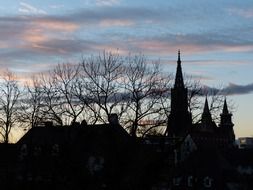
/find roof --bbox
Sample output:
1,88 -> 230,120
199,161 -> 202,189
17,122 -> 130,146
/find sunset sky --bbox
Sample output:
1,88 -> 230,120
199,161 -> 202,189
0,0 -> 253,138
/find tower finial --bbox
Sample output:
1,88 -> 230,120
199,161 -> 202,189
201,96 -> 213,129
222,97 -> 229,114
203,96 -> 210,114
178,49 -> 181,63
174,50 -> 184,88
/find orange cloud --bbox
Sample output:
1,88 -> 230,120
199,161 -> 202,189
20,19 -> 79,49
23,28 -> 48,43
37,20 -> 79,32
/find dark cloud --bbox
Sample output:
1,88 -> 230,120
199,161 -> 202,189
203,83 -> 253,96
222,83 -> 253,95
30,39 -> 99,55
0,38 -> 100,68
0,17 -> 29,40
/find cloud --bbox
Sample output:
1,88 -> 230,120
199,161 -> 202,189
203,83 -> 253,96
99,19 -> 134,27
49,4 -> 65,9
0,4 -> 253,72
29,39 -> 98,55
96,0 -> 120,6
222,83 -> 253,95
0,15 -> 80,53
227,7 -> 253,18
41,6 -> 164,26
34,19 -> 79,32
19,2 -> 47,15
111,30 -> 253,56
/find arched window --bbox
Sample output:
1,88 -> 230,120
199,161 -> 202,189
188,176 -> 193,187
203,176 -> 213,188
19,144 -> 28,160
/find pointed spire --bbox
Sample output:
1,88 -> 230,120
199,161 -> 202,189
201,97 -> 213,129
222,98 -> 229,115
203,96 -> 211,115
177,49 -> 181,64
174,50 -> 185,88
219,97 -> 234,129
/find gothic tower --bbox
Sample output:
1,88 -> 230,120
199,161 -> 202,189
166,51 -> 192,136
200,97 -> 215,132
219,98 -> 235,145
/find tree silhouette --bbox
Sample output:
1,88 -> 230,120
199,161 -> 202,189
122,54 -> 171,137
0,70 -> 21,143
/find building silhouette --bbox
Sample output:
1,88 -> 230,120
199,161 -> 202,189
166,50 -> 235,149
0,52 -> 252,190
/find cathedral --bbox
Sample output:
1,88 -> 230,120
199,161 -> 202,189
166,50 -> 235,149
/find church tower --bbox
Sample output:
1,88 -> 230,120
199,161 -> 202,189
219,98 -> 235,145
166,51 -> 192,136
200,97 -> 215,132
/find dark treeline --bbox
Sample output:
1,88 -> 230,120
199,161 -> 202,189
0,51 -> 228,143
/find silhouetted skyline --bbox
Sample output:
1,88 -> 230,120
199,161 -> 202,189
0,0 -> 253,137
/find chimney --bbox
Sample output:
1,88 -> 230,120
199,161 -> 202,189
108,114 -> 119,126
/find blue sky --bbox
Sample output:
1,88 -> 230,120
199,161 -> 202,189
1,0 -> 253,138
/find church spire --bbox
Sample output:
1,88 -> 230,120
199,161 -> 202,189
219,98 -> 233,127
202,97 -> 212,122
166,50 -> 192,136
174,50 -> 185,88
203,97 -> 211,115
178,49 -> 181,64
222,98 -> 229,115
219,98 -> 235,145
201,97 -> 214,132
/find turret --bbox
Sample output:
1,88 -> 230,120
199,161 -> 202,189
201,97 -> 212,126
219,98 -> 234,128
200,97 -> 215,132
219,98 -> 235,146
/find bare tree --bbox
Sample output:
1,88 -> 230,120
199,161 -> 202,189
0,70 -> 21,143
38,72 -> 64,125
185,77 -> 232,124
122,55 -> 171,137
19,76 -> 44,129
207,85 -> 227,123
185,77 -> 203,123
53,63 -> 85,124
78,51 -> 127,124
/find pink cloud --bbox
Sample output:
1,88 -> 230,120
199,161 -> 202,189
128,38 -> 253,57
18,19 -> 80,52
36,19 -> 79,32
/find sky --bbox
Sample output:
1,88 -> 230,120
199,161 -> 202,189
0,0 -> 253,138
